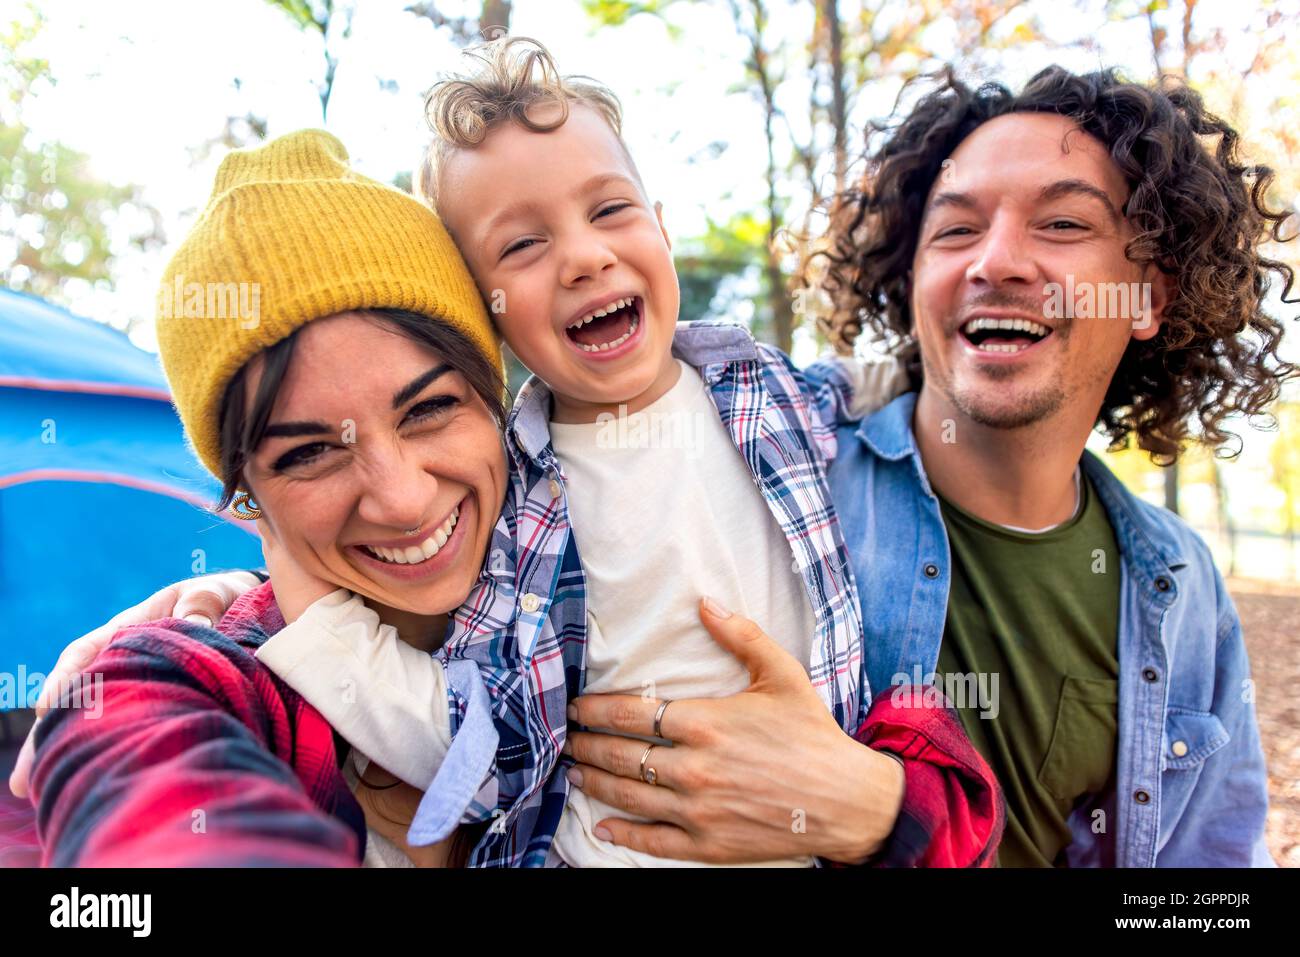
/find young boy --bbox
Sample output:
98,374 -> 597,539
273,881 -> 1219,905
410,37 -> 913,868
175,39 -> 994,868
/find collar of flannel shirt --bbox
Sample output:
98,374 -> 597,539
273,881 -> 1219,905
445,320 -> 868,866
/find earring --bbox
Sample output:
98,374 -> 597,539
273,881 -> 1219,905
230,491 -> 262,521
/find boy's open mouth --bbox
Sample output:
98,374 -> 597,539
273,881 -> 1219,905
565,296 -> 641,352
959,316 -> 1052,354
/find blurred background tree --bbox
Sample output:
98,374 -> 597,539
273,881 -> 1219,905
1271,402 -> 1300,578
266,0 -> 533,387
0,6 -> 163,329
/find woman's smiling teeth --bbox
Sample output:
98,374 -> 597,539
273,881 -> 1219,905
361,505 -> 459,564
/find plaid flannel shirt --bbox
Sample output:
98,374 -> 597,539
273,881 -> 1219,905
31,584 -> 366,867
414,321 -> 869,867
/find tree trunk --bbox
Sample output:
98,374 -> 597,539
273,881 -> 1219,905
742,0 -> 793,352
481,0 -> 511,36
1212,460 -> 1237,577
822,0 -> 848,198
1180,0 -> 1197,78
1146,6 -> 1165,77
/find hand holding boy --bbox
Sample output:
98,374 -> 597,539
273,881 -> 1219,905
563,597 -> 906,865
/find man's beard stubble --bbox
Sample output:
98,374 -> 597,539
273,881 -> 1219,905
919,338 -> 1068,431
920,289 -> 1071,430
950,377 -> 1066,430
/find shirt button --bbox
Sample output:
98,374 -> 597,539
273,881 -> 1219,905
1171,740 -> 1189,758
520,593 -> 541,614
1134,789 -> 1151,805
1142,667 -> 1159,682
1155,576 -> 1171,592
923,563 -> 940,579
548,478 -> 561,499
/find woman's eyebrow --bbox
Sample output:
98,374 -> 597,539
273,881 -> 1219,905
261,365 -> 454,438
263,420 -> 333,438
392,363 -> 453,409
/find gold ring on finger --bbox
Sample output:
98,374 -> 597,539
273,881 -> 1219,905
653,699 -> 672,740
639,743 -> 659,786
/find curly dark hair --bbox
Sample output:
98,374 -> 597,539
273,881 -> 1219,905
814,65 -> 1297,462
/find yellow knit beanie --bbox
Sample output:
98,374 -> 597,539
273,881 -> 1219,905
155,128 -> 500,478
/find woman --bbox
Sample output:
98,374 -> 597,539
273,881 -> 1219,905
14,129 -> 1000,868
23,128 -> 508,867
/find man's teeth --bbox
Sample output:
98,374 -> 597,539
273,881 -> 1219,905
578,315 -> 638,353
568,297 -> 635,330
962,317 -> 1051,337
961,317 -> 1051,353
364,505 -> 459,565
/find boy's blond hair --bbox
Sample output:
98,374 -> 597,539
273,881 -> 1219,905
419,36 -> 631,212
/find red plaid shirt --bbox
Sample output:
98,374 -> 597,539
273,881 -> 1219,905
30,584 -> 364,867
853,694 -> 1005,867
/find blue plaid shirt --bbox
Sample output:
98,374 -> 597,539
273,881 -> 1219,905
408,321 -> 869,867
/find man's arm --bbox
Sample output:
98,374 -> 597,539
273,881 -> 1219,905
848,691 -> 1005,867
753,343 -> 908,468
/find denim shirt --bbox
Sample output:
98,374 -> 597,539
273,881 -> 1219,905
828,392 -> 1273,867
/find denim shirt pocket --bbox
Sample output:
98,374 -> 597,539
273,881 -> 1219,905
1161,707 -> 1230,771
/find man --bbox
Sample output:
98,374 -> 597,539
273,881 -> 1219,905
820,66 -> 1292,866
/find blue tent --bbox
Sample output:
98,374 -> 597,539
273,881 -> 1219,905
0,289 -> 264,701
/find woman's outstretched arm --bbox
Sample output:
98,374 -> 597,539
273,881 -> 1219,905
8,570 -> 262,800
30,614 -> 364,867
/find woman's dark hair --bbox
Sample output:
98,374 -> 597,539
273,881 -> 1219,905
813,65 -> 1297,463
215,308 -> 508,511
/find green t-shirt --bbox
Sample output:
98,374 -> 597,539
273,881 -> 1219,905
936,472 -> 1120,867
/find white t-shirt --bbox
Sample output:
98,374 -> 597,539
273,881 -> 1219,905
547,360 -> 820,867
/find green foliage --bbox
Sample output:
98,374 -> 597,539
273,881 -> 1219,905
0,5 -> 160,307
265,0 -> 331,35
0,6 -> 46,110
674,211 -> 773,332
264,0 -> 354,121
0,128 -> 147,301
581,0 -> 682,28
